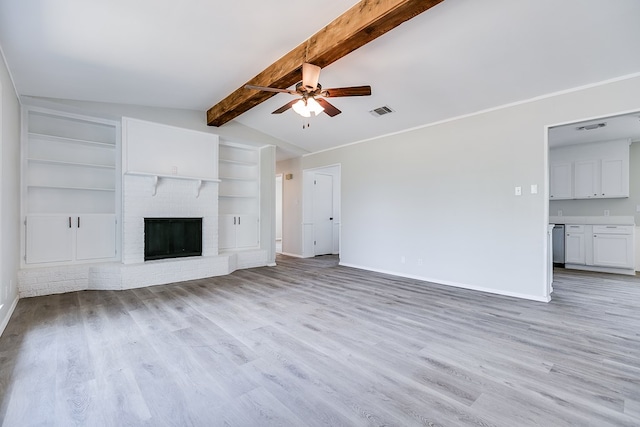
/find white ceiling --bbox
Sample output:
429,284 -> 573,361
549,112 -> 640,148
1,0 -> 640,160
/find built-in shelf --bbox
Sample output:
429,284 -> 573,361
219,158 -> 257,166
28,158 -> 116,169
28,185 -> 116,192
124,171 -> 220,197
28,132 -> 116,148
219,176 -> 258,181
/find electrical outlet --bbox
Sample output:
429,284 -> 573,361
515,186 -> 522,196
417,258 -> 424,265
530,184 -> 538,194
604,210 -> 610,216
172,166 -> 178,175
558,210 -> 563,216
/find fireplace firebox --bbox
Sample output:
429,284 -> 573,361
144,218 -> 202,261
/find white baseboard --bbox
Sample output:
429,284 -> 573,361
280,252 -> 304,258
339,262 -> 550,303
0,296 -> 19,337
565,263 -> 636,276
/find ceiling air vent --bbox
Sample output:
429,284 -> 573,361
576,122 -> 606,131
369,105 -> 395,117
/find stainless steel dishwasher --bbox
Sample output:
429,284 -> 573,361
552,224 -> 565,266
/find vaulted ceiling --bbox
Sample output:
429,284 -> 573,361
1,0 -> 639,160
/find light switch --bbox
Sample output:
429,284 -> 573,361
515,186 -> 522,196
530,184 -> 538,194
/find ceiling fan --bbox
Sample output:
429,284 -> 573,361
244,63 -> 371,119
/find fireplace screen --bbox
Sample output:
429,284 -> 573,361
144,217 -> 203,261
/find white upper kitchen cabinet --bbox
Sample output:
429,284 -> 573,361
549,139 -> 630,200
573,160 -> 599,199
600,158 -> 628,198
549,162 -> 572,199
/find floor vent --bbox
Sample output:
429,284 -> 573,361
369,105 -> 394,117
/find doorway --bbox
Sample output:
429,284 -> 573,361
275,174 -> 283,253
547,110 -> 640,298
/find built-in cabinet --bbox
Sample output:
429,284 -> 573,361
219,214 -> 259,250
592,225 -> 634,269
565,225 -> 586,264
564,223 -> 634,271
549,139 -> 630,200
26,214 -> 116,263
218,143 -> 260,251
22,108 -> 120,265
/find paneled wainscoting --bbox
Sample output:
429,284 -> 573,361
1,255 -> 639,425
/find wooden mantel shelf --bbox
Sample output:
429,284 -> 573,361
124,171 -> 220,198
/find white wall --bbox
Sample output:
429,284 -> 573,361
21,96 -> 303,157
275,175 -> 283,241
294,75 -> 640,301
0,49 -> 20,335
276,157 -> 303,257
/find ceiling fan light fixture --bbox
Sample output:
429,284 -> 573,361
292,97 -> 324,118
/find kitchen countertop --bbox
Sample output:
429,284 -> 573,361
549,216 -> 635,225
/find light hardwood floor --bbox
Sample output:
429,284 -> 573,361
1,255 -> 640,426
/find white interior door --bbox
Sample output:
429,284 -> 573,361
313,173 -> 333,256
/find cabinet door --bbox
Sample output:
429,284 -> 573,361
592,233 -> 633,268
76,214 -> 116,261
574,160 -> 598,199
235,214 -> 259,249
600,158 -> 627,198
26,215 -> 74,264
549,163 -> 572,199
565,232 -> 585,264
218,215 -> 237,250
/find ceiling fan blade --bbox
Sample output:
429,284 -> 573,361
302,63 -> 321,91
321,86 -> 372,97
316,98 -> 341,117
245,84 -> 297,95
272,99 -> 299,114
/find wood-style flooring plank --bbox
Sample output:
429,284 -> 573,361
1,256 -> 640,425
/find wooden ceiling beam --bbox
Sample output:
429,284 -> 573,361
206,0 -> 444,126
